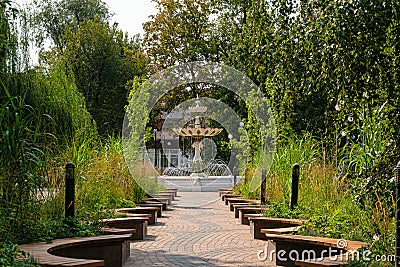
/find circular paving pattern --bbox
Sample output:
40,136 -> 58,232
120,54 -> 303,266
124,192 -> 273,266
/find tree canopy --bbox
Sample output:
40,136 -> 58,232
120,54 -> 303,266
30,0 -> 111,51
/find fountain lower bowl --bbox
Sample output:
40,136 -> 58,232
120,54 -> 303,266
158,175 -> 241,192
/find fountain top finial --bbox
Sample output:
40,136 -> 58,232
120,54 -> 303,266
189,98 -> 207,114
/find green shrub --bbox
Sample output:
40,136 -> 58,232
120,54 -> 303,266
0,243 -> 39,267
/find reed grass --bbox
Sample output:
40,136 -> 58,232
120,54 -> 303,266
235,133 -> 395,263
0,76 -> 147,245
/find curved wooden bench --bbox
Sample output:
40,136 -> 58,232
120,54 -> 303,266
19,234 -> 131,267
244,213 -> 262,220
225,197 -> 247,205
263,233 -> 366,267
116,212 -> 154,229
115,207 -> 158,225
229,199 -> 260,211
101,228 -> 136,236
154,193 -> 174,202
250,217 -> 304,240
116,213 -> 151,219
102,217 -> 148,240
116,211 -> 154,225
233,204 -> 261,218
157,192 -> 175,201
238,207 -> 265,225
218,187 -> 232,192
218,188 -> 232,197
139,200 -> 167,211
221,193 -> 240,201
164,188 -> 178,197
145,197 -> 171,205
136,203 -> 163,217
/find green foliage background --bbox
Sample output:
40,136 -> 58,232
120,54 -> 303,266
0,0 -> 399,265
0,0 -> 148,256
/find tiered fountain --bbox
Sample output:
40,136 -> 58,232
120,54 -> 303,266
173,100 -> 223,177
158,100 -> 237,192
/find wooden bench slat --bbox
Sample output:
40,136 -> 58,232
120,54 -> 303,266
116,213 -> 152,218
221,194 -> 241,201
264,234 -> 366,251
260,226 -> 300,234
145,197 -> 171,204
21,235 -> 132,251
101,228 -> 136,235
102,217 -> 149,223
249,217 -> 305,225
244,213 -> 262,218
101,218 -> 148,240
237,207 -> 264,211
218,188 -> 232,191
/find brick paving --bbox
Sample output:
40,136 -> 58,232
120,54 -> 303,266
124,192 -> 273,266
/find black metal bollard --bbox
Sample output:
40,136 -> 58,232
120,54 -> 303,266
396,162 -> 400,267
290,164 -> 300,210
261,169 -> 266,205
153,129 -> 158,169
233,167 -> 237,186
65,162 -> 75,218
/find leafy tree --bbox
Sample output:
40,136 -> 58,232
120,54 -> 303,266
30,0 -> 110,51
222,0 -> 400,207
143,0 -> 219,72
63,18 -> 147,135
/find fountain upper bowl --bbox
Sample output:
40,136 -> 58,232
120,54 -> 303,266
173,127 -> 223,137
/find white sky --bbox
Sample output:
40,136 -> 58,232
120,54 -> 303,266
103,0 -> 157,36
14,0 -> 157,64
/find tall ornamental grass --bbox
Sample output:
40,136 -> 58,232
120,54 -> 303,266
235,131 -> 394,263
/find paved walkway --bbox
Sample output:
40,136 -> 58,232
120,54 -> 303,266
125,192 -> 272,266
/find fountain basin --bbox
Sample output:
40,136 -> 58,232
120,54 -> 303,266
158,175 -> 242,192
